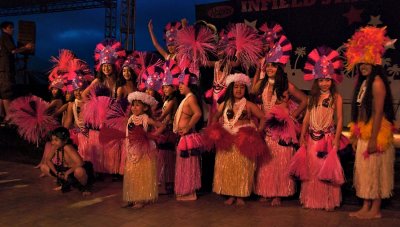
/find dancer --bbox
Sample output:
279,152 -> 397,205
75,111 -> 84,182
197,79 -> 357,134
122,91 -> 164,209
346,26 -> 396,219
208,73 -> 266,206
253,35 -> 306,206
298,46 -> 346,210
46,127 -> 94,196
173,71 -> 203,201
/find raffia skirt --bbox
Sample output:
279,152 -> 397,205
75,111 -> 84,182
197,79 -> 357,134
353,139 -> 394,199
213,145 -> 255,197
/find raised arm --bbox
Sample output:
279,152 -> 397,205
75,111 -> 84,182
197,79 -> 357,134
148,19 -> 169,59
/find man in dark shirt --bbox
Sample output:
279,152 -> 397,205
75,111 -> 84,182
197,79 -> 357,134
0,21 -> 32,123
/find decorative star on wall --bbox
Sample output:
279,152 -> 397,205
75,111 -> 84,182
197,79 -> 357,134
385,37 -> 397,50
368,15 -> 383,26
244,19 -> 257,30
343,6 -> 363,26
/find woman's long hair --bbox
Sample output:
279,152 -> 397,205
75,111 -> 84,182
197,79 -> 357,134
351,65 -> 395,123
307,79 -> 337,110
256,63 -> 288,101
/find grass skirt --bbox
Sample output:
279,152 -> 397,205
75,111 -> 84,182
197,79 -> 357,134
353,139 -> 394,199
254,136 -> 295,197
213,145 -> 255,197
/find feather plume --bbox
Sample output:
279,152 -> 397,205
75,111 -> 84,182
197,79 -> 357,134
234,126 -> 268,160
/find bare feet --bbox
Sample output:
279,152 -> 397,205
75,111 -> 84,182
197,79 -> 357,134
353,211 -> 382,219
34,164 -> 41,169
271,197 -> 281,206
39,173 -> 46,178
259,197 -> 268,203
349,208 -> 369,217
176,193 -> 197,201
121,202 -> 133,208
224,197 -> 235,205
132,202 -> 145,209
53,186 -> 62,191
236,198 -> 245,206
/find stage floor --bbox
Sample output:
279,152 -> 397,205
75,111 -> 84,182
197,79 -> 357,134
0,161 -> 399,227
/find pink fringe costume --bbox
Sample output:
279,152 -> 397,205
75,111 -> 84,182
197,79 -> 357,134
157,99 -> 177,192
299,104 -> 345,210
123,114 -> 158,203
255,91 -> 297,198
173,94 -> 202,196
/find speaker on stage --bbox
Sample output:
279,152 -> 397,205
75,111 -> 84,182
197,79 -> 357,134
17,20 -> 36,55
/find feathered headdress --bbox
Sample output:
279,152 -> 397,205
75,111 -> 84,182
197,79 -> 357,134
265,35 -> 292,65
127,91 -> 158,108
94,38 -> 126,72
223,23 -> 263,69
138,64 -> 164,94
68,59 -> 94,91
344,26 -> 391,71
303,46 -> 343,83
48,49 -> 75,93
258,22 -> 284,49
175,23 -> 217,72
225,73 -> 251,89
132,51 -> 162,82
164,21 -> 182,47
161,59 -> 181,86
172,68 -> 198,86
122,54 -> 136,70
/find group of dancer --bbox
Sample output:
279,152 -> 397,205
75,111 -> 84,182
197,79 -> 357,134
5,18 -> 396,219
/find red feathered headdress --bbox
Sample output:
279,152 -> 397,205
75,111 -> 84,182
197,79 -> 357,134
164,21 -> 182,47
258,22 -> 284,49
303,46 -> 343,83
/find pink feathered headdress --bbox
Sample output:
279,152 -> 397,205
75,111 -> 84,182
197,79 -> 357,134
265,35 -> 292,65
303,46 -> 343,83
164,21 -> 182,46
122,54 -> 136,70
223,23 -> 263,69
138,64 -> 164,94
68,59 -> 94,91
161,59 -> 181,86
48,49 -> 75,93
94,39 -> 126,72
172,68 -> 198,86
258,22 -> 284,48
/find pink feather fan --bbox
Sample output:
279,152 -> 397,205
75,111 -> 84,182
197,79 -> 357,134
202,123 -> 234,151
234,126 -> 268,160
318,146 -> 345,185
82,90 -> 112,129
288,145 -> 309,180
175,24 -> 217,70
8,96 -> 59,144
224,23 -> 263,69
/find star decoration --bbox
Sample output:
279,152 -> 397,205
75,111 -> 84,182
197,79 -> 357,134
244,19 -> 257,30
368,15 -> 382,26
385,37 -> 397,50
343,6 -> 363,26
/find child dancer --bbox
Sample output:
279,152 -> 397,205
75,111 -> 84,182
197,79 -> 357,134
173,71 -> 203,201
297,47 -> 346,210
122,91 -> 164,209
208,73 -> 266,206
346,26 -> 396,219
253,35 -> 306,206
156,59 -> 181,194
